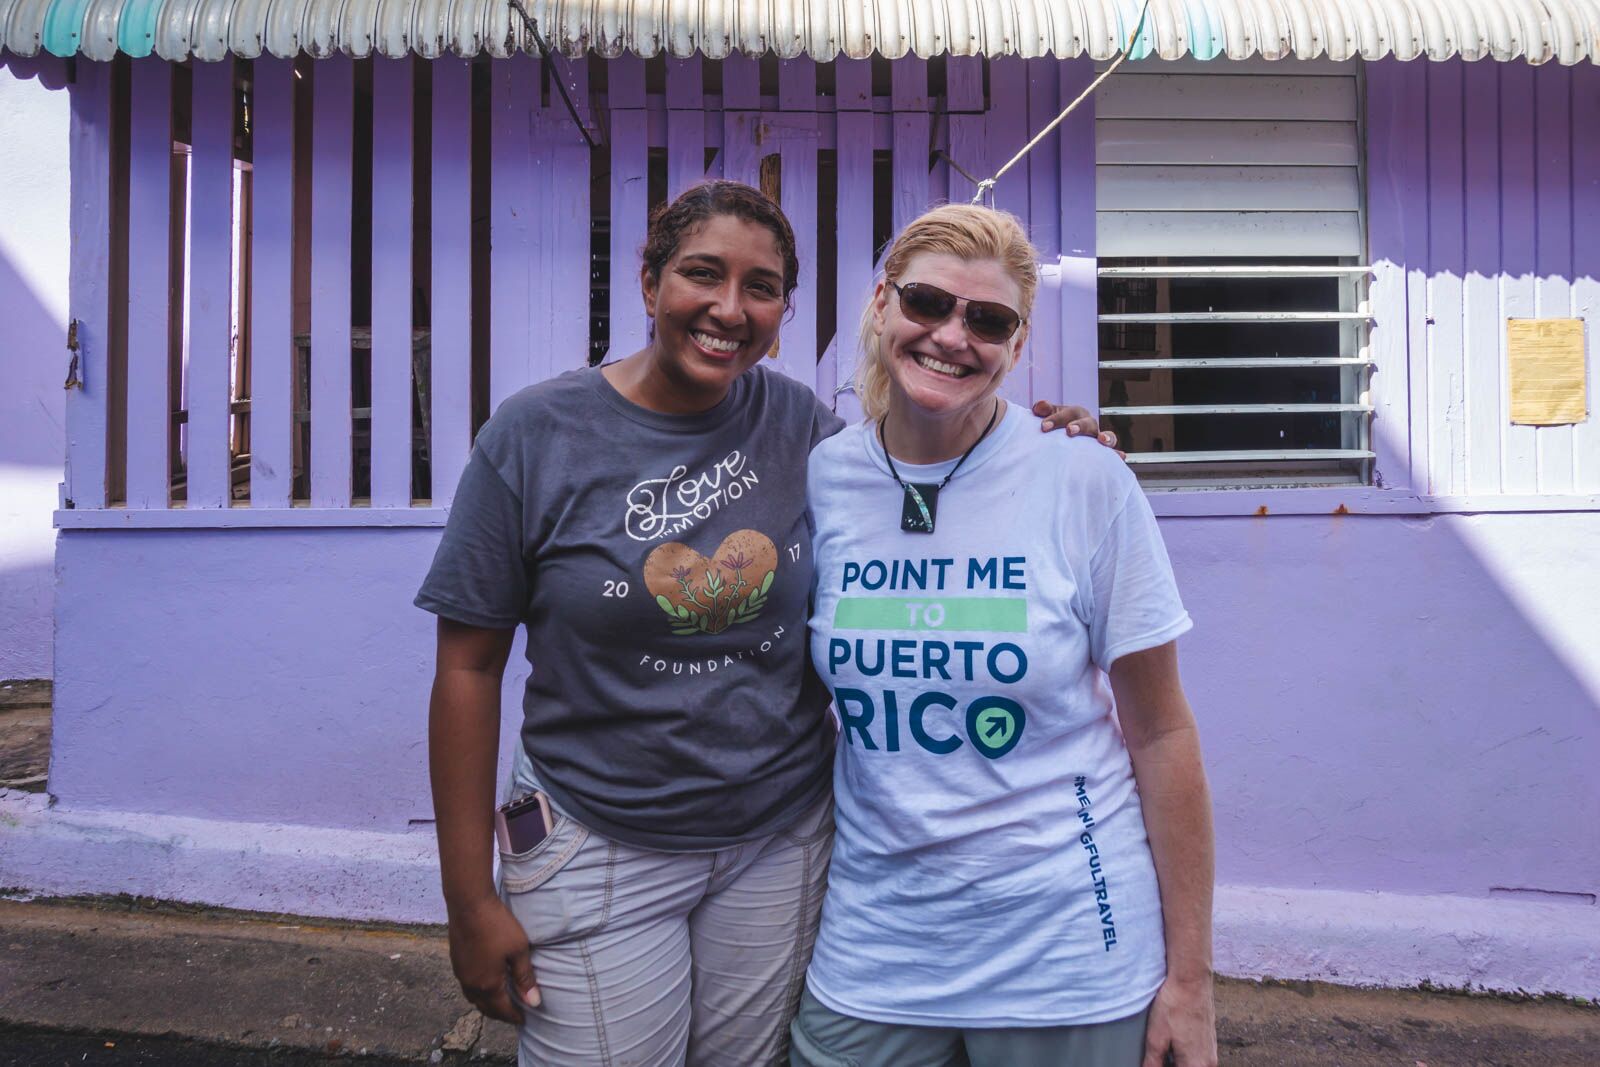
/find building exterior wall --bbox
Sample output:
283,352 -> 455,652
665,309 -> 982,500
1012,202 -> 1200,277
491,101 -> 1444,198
1367,58 -> 1600,498
4,54 -> 1598,993
47,513 -> 1600,902
0,56 -> 71,679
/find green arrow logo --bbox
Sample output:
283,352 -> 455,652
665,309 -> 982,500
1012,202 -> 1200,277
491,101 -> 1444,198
966,698 -> 1025,760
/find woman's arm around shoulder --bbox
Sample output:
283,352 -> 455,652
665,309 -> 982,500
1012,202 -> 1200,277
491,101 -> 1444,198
1109,641 -> 1218,1067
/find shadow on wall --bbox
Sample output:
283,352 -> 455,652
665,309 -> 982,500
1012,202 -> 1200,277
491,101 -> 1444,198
0,56 -> 71,680
1168,503 -> 1599,904
1164,259 -> 1600,902
0,53 -> 69,91
0,251 -> 69,469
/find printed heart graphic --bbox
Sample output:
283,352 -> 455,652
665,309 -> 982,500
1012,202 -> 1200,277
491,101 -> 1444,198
643,530 -> 779,636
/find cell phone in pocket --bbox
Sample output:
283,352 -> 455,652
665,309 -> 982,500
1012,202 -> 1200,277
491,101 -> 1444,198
495,791 -> 554,854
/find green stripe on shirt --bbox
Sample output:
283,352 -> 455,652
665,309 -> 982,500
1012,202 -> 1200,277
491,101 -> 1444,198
832,597 -> 1028,632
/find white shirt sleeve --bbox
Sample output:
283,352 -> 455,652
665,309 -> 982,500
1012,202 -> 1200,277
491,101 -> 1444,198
1087,482 -> 1193,670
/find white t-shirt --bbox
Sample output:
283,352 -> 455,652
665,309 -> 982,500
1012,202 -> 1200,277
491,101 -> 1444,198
804,402 -> 1193,1027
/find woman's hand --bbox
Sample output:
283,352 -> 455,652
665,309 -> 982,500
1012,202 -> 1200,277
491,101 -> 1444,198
1031,400 -> 1121,453
447,894 -> 541,1024
1142,974 -> 1218,1067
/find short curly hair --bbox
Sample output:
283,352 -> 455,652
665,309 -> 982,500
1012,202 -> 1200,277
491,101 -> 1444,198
640,180 -> 801,308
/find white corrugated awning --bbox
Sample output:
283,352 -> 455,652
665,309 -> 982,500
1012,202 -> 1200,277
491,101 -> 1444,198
3,0 -> 1597,64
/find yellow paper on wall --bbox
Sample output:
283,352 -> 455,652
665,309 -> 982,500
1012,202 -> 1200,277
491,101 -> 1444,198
1508,318 -> 1588,426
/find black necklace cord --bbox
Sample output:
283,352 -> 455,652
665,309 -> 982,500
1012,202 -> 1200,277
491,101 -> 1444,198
878,397 -> 1001,491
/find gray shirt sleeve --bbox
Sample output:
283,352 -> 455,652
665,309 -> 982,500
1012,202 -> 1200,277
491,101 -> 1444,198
811,395 -> 847,449
414,448 -> 529,630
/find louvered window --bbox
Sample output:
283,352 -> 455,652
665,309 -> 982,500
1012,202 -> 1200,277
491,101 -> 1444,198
1095,60 -> 1372,487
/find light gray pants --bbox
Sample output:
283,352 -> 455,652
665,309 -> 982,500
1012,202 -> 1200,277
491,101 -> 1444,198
789,987 -> 1152,1067
497,793 -> 834,1067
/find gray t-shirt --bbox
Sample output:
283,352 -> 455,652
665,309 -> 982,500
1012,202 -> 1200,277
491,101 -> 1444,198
417,365 -> 845,850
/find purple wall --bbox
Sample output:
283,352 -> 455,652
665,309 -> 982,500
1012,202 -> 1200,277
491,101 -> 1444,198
48,513 -> 1600,906
51,529 -> 526,829
1169,512 -> 1599,901
0,56 -> 70,679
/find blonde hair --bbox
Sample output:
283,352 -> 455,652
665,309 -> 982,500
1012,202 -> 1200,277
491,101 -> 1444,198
853,204 -> 1041,421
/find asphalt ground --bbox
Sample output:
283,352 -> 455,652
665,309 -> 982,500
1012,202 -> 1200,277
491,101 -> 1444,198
2,896 -> 1598,1066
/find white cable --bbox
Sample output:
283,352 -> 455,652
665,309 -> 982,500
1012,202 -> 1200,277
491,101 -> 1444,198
969,0 -> 1155,205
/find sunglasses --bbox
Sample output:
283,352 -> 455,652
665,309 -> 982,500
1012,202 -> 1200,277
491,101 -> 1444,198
888,280 -> 1025,344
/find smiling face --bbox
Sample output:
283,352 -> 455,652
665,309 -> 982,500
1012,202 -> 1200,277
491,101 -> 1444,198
872,253 -> 1028,425
640,214 -> 788,405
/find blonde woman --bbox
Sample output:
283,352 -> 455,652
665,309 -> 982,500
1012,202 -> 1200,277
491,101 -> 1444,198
795,205 -> 1218,1067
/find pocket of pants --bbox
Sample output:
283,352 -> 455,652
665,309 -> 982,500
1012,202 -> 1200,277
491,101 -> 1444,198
782,792 -> 836,846
497,812 -> 589,894
789,994 -> 860,1067
498,814 -> 615,946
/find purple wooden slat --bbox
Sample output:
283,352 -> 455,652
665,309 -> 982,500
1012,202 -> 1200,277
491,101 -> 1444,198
834,58 -> 872,112
187,58 -> 235,509
429,58 -> 472,506
1023,58 -> 1061,407
775,58 -> 820,392
779,56 -> 814,111
1426,60 -> 1465,496
125,58 -> 172,509
1536,65 -> 1575,491
1057,58 -> 1095,260
544,58 -> 590,380
948,114 -> 987,207
890,58 -> 929,236
249,57 -> 295,508
986,57 -> 1029,226
666,59 -> 705,199
1026,266 -> 1063,409
982,57 -> 1029,407
369,57 -> 413,508
701,107 -> 724,180
66,62 -> 115,510
1534,65 -> 1575,493
1462,59 -> 1503,494
777,160 -> 819,385
831,107 -> 875,424
608,56 -> 650,363
1500,62 -> 1537,494
1057,58 -> 1098,416
1025,58 -> 1059,260
1400,59 -> 1431,495
1572,62 -> 1600,493
1363,59 -> 1420,491
311,56 -> 354,507
944,57 -> 983,204
490,56 -> 538,409
721,111 -> 761,189
722,56 -> 760,186
723,58 -> 759,105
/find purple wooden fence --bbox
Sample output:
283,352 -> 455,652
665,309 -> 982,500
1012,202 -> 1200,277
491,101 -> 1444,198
64,55 -> 1099,517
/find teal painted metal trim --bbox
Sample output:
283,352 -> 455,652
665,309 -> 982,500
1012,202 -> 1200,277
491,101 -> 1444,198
117,0 -> 165,56
42,0 -> 91,54
1187,2 -> 1223,60
1119,0 -> 1156,61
